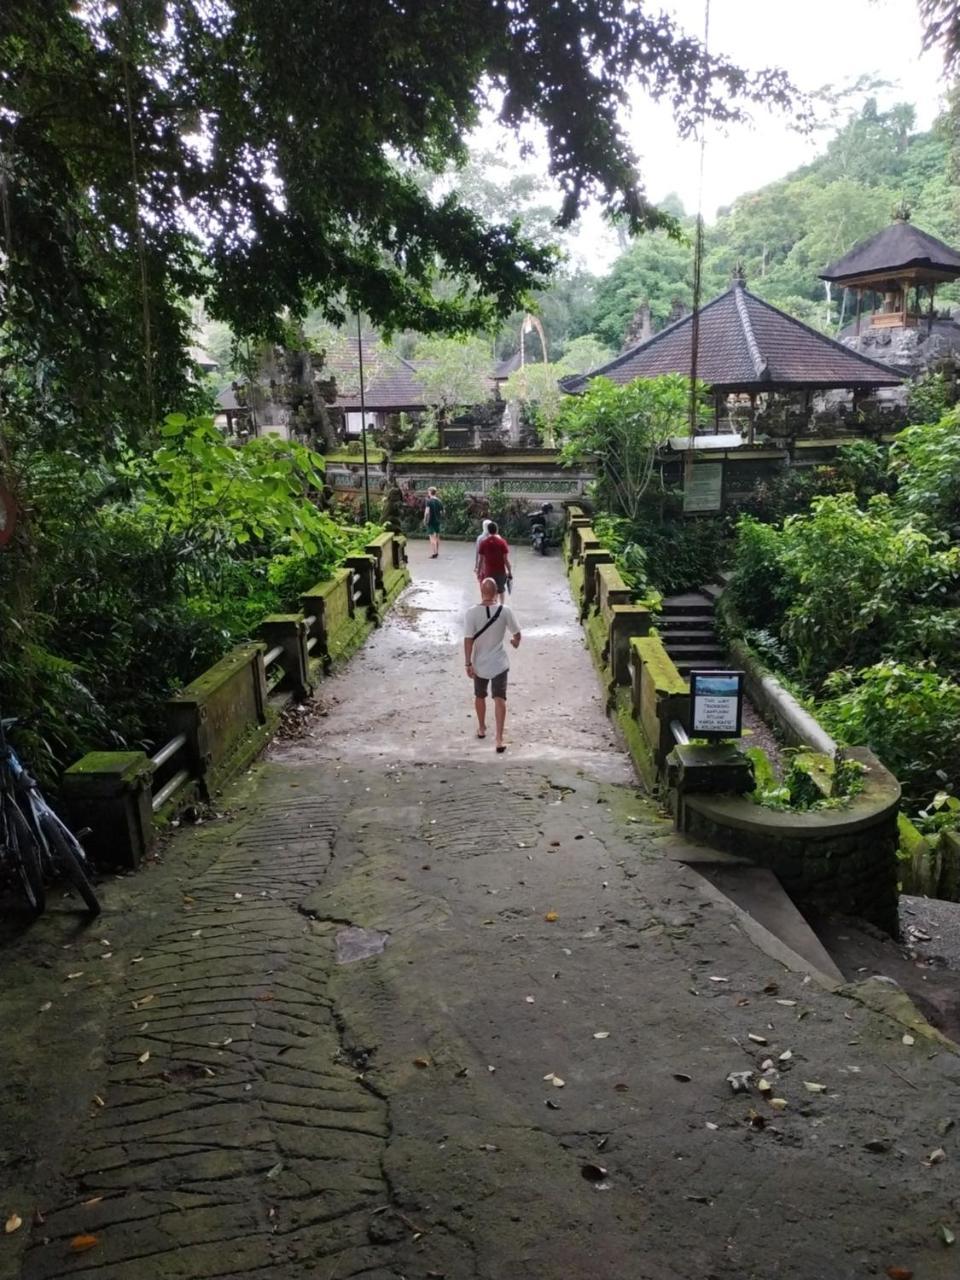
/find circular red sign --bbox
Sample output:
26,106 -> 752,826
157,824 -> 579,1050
0,484 -> 18,547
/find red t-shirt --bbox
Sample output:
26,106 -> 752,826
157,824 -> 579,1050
480,534 -> 510,578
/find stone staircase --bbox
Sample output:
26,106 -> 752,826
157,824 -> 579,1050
659,584 -> 726,676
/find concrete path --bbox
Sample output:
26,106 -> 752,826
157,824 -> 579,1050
2,541 -> 960,1280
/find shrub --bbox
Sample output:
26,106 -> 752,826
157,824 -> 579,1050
890,411 -> 960,533
820,663 -> 960,808
726,516 -> 789,631
776,495 -> 960,686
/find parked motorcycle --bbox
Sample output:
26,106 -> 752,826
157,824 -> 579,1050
528,503 -> 553,555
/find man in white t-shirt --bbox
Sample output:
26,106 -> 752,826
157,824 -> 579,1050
463,576 -> 521,753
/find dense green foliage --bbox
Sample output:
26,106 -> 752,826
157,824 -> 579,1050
728,416 -> 960,811
559,374 -> 695,521
583,99 -> 960,348
0,417 -> 376,784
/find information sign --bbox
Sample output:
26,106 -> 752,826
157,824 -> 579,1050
689,669 -> 744,740
683,462 -> 723,513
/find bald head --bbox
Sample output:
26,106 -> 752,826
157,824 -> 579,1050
480,577 -> 498,601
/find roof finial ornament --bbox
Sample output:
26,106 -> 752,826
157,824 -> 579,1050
731,260 -> 747,288
893,199 -> 912,223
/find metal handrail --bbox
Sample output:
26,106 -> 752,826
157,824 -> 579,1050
150,732 -> 186,770
670,719 -> 690,746
306,636 -> 318,652
264,644 -> 284,669
152,768 -> 190,813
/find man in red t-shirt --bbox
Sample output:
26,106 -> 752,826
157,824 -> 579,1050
477,522 -> 512,602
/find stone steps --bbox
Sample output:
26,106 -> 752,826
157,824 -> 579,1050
660,587 -> 724,675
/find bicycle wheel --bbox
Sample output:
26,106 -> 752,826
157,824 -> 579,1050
44,819 -> 100,917
6,800 -> 46,916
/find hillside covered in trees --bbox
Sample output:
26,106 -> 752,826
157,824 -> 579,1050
536,98 -> 960,356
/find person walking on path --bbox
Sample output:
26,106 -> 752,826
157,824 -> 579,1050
464,576 -> 521,753
423,486 -> 444,558
477,520 -> 512,602
474,518 -> 493,582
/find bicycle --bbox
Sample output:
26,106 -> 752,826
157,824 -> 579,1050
0,717 -> 100,917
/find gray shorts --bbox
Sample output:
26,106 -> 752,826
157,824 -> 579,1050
474,671 -> 508,700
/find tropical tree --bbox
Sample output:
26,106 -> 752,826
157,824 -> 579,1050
414,337 -> 494,424
558,374 -> 697,520
2,0 -> 799,449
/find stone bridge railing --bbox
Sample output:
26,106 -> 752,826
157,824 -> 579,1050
62,532 -> 410,871
564,507 -> 900,935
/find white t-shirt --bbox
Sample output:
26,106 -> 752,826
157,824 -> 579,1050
464,603 -> 520,678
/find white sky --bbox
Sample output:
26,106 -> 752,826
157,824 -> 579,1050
649,0 -> 945,217
480,0 -> 948,272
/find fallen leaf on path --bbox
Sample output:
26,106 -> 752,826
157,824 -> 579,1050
779,1050 -> 793,1062
66,972 -> 84,980
924,1147 -> 946,1166
92,1095 -> 105,1108
544,911 -> 558,922
902,1034 -> 915,1046
131,994 -> 154,1010
803,1081 -> 827,1094
543,1073 -> 565,1088
69,1235 -> 99,1253
747,1033 -> 767,1045
524,996 -> 535,1004
131,956 -> 144,963
705,1122 -> 719,1130
593,1031 -> 610,1039
254,993 -> 274,1003
39,1001 -> 52,1013
581,1163 -> 608,1182
726,1071 -> 753,1094
137,1051 -> 150,1065
886,1268 -> 912,1280
673,1072 -> 692,1083
747,1109 -> 766,1130
265,1162 -> 283,1180
708,976 -> 729,983
775,999 -> 797,1007
939,1225 -> 955,1246
82,1197 -> 104,1207
770,1098 -> 788,1110
413,1057 -> 431,1069
763,982 -> 779,995
31,1209 -> 44,1228
545,1098 -> 560,1110
614,1082 -> 629,1092
758,1079 -> 772,1094
4,1215 -> 22,1235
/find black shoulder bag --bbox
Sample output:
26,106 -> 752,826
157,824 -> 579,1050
472,605 -> 503,642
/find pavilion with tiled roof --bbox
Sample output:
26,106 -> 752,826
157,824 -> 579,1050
562,270 -> 902,398
819,212 -> 960,335
327,332 -> 429,420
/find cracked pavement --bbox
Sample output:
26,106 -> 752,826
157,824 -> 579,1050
2,540 -> 960,1279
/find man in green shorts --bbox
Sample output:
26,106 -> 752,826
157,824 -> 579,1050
463,576 -> 522,753
423,486 -> 443,558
